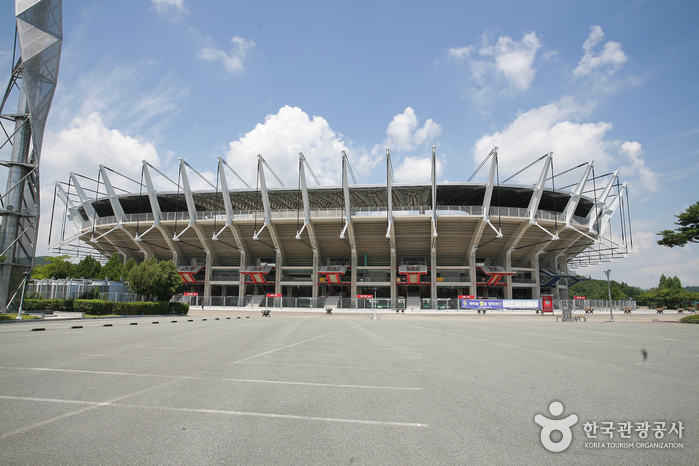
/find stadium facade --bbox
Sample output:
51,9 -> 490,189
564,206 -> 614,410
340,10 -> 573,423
51,148 -> 632,309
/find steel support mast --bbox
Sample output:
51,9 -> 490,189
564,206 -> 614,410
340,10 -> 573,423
0,1 -> 62,311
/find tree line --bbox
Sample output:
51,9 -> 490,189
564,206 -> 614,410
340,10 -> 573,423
569,274 -> 698,309
32,254 -> 182,302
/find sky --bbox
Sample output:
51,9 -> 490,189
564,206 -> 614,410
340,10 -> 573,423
0,0 -> 697,289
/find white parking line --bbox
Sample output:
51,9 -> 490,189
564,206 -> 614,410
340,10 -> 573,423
0,395 -> 428,428
0,367 -> 421,390
82,353 -> 173,360
228,324 -> 363,365
234,361 -> 422,371
271,351 -> 422,359
0,366 -> 177,378
135,346 -> 185,350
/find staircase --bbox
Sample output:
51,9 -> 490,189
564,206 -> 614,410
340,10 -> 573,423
325,296 -> 340,309
407,297 -> 421,310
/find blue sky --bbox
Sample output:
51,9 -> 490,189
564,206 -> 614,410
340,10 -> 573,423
1,0 -> 697,288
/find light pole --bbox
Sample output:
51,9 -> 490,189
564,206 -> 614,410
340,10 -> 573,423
603,269 -> 614,322
372,287 -> 378,320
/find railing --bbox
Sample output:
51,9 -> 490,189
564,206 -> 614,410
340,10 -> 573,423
210,273 -> 240,282
436,275 -> 469,283
511,277 -> 537,284
357,276 -> 391,283
554,299 -> 636,311
490,206 -> 529,218
279,275 -> 313,282
83,204 -> 581,232
182,296 -> 637,312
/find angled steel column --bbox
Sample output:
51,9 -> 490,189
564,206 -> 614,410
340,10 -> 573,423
55,183 -> 82,232
69,173 -> 96,223
564,161 -> 593,229
467,148 -> 498,297
214,157 -> 249,303
141,162 -> 182,264
0,0 -> 62,311
495,153 -> 554,297
177,159 -> 219,296
597,182 -> 627,236
339,152 -> 357,302
386,149 -> 397,308
586,171 -> 617,234
297,155 -> 320,300
254,155 -> 284,295
430,146 -> 437,308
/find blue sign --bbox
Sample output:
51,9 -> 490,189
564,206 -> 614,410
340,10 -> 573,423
460,299 -> 504,309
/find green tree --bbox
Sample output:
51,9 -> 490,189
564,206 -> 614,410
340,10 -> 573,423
31,255 -> 75,279
74,255 -> 102,279
123,258 -> 137,278
657,201 -> 699,247
127,258 -> 182,301
568,279 -> 627,300
645,274 -> 693,309
99,253 -> 124,281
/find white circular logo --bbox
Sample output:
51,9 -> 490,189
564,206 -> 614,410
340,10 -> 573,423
534,401 -> 579,452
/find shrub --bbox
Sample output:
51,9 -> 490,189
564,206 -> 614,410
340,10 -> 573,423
169,302 -> 189,315
22,299 -> 74,312
680,315 -> 699,324
73,299 -> 115,315
113,301 -> 171,316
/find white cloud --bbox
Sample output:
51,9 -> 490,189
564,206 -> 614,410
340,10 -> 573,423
198,36 -> 255,74
53,63 -> 187,141
224,106 -> 442,187
43,112 -> 161,182
573,25 -> 627,79
480,32 -> 542,91
385,107 -> 441,152
472,99 -> 658,191
38,112 -> 162,254
377,108 -> 442,183
151,0 -> 187,16
598,231 -> 699,289
225,106 -> 349,187
617,141 -> 658,192
447,46 -> 474,60
449,31 -> 542,93
393,155 -> 443,184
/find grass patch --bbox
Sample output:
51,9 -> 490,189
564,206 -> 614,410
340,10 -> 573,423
680,315 -> 699,324
0,313 -> 40,321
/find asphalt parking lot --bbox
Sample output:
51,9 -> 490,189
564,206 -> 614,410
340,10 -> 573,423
0,313 -> 696,465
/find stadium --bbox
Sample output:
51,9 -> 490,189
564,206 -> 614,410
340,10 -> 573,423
49,147 -> 632,310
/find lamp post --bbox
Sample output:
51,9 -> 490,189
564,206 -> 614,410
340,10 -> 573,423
603,269 -> 614,322
372,287 -> 378,320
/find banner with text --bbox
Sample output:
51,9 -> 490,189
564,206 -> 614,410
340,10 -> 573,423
459,299 -> 540,310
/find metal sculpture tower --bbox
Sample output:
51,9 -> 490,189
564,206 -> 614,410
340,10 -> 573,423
0,0 -> 62,311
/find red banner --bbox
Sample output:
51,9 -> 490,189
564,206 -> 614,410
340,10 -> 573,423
357,294 -> 373,299
458,295 -> 475,299
541,295 -> 554,314
574,296 -> 586,300
184,292 -> 198,296
267,293 -> 282,298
